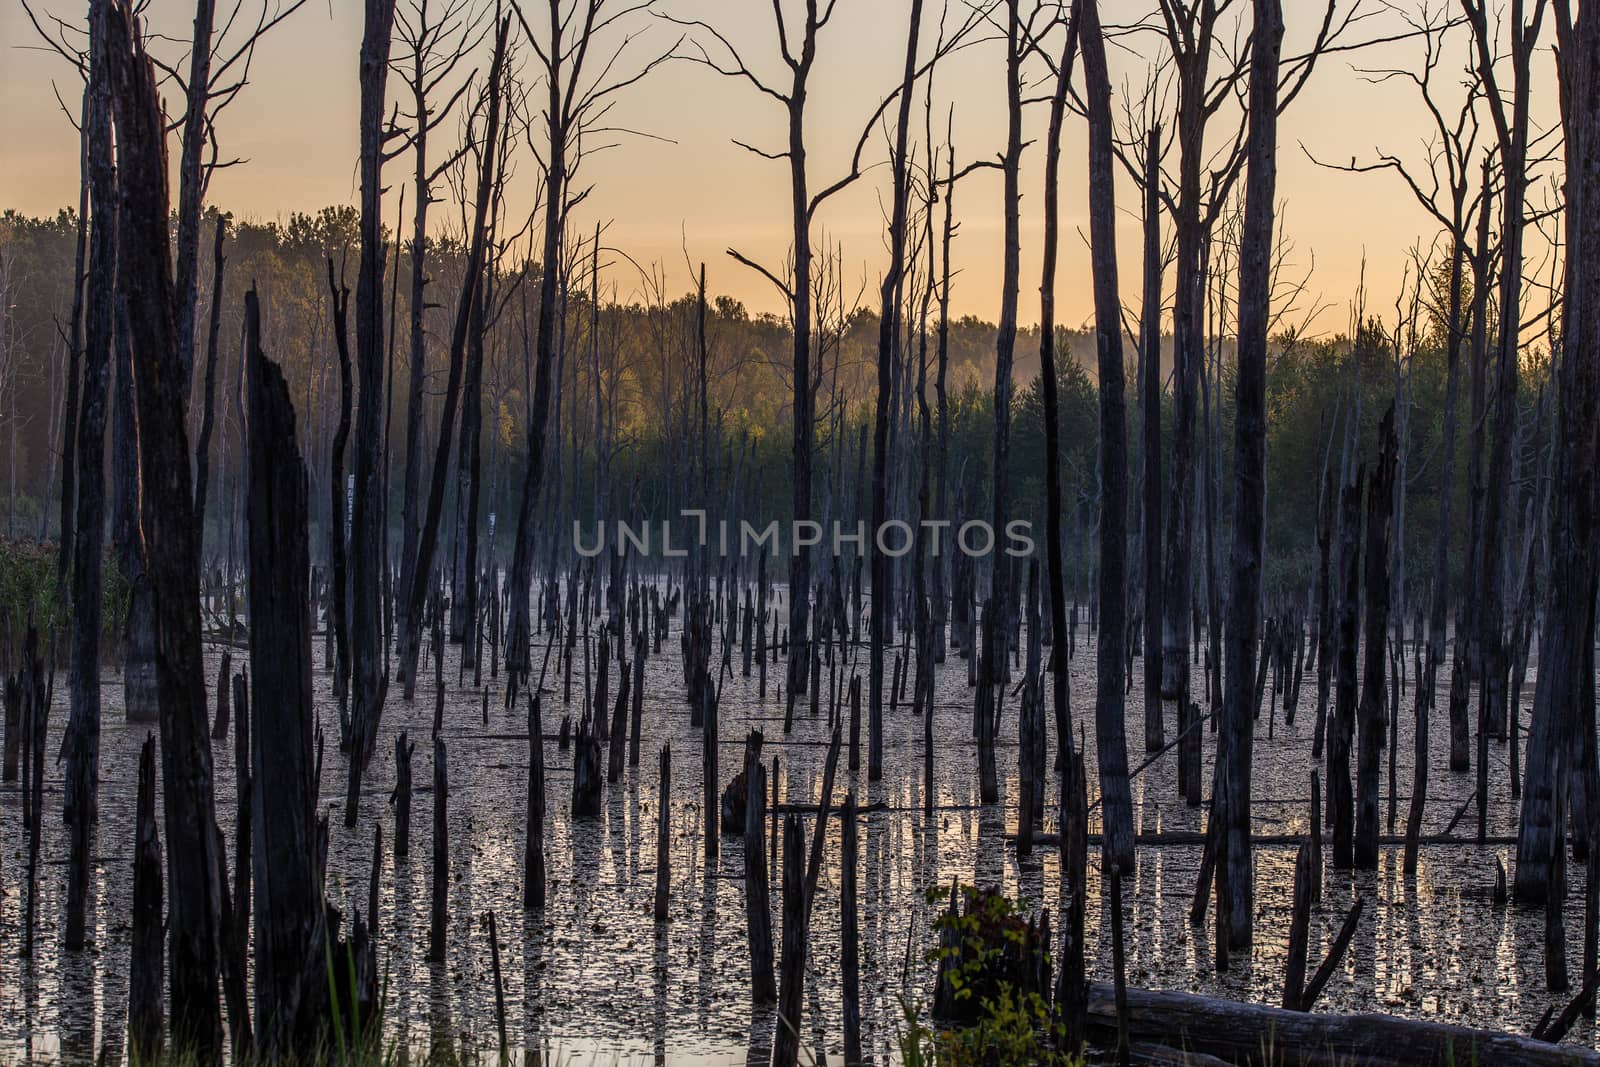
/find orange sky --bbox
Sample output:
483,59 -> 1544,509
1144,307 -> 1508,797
0,0 -> 1562,333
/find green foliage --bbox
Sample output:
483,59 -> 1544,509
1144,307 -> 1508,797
897,885 -> 1083,1067
0,539 -> 127,651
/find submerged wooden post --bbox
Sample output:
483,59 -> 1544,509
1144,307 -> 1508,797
488,911 -> 509,1061
1283,839 -> 1314,1009
654,743 -> 671,922
211,649 -> 233,740
525,695 -> 547,909
774,813 -> 806,1067
429,737 -> 449,962
608,647 -> 630,783
703,683 -> 719,861
368,822 -> 383,937
841,791 -> 862,1066
393,731 -> 414,860
629,633 -> 645,767
129,733 -> 165,1062
744,731 -> 775,1003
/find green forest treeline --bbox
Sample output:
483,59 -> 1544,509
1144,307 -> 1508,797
0,205 -> 1551,602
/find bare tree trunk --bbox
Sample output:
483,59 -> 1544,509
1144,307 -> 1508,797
329,264 -> 355,731
64,0 -> 117,952
1081,0 -> 1134,874
1356,409 -> 1398,868
1217,0 -> 1284,948
245,288 -> 332,1056
107,6 -> 223,1052
347,0 -> 399,831
193,216 -> 228,552
1140,123 -> 1164,752
1517,0 -> 1598,903
869,0 -> 922,786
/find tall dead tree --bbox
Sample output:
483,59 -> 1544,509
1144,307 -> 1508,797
245,288 -> 332,1057
1464,0 -> 1546,769
63,0 -> 117,954
1039,3 -> 1082,826
106,3 -> 223,1052
869,0 -> 923,785
676,1 -> 946,722
506,1 -> 668,697
1216,0 -> 1284,950
347,0 -> 399,826
394,0 -> 483,653
1355,408 -> 1398,869
1517,0 -> 1597,904
1080,0 -> 1135,874
398,19 -> 507,701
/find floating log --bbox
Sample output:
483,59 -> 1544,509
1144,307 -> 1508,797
1086,981 -> 1599,1067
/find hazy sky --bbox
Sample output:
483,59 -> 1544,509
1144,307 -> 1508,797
0,0 -> 1561,332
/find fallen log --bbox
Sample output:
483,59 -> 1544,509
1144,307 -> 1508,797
1087,983 -> 1600,1066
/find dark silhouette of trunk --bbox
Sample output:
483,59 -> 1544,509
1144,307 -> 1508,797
174,0 -> 216,398
56,107 -> 89,591
1140,123 -> 1164,752
1517,0 -> 1598,903
406,18 -> 508,702
245,288 -> 332,1056
64,0 -> 117,952
1331,472 -> 1363,868
329,263 -> 355,729
193,216 -> 228,551
1081,0 -> 1134,874
1218,0 -> 1283,948
128,734 -> 165,1062
988,0 -> 1023,695
1356,408 -> 1398,869
347,0 -> 399,829
107,6 -> 223,1052
869,0 -> 922,785
504,2 -> 565,697
1467,0 -> 1545,752
1039,10 -> 1081,820
1452,162 -> 1495,771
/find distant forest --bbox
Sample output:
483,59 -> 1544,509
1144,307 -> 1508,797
0,202 -> 1545,600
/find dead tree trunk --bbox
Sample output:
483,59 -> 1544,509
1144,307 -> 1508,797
1518,0 -> 1599,903
1356,408 -> 1398,869
107,8 -> 223,1052
64,0 -> 117,952
246,287 -> 332,1058
1216,0 -> 1284,948
1140,123 -> 1164,753
1331,472 -> 1364,868
1081,0 -> 1135,874
129,733 -> 165,1062
347,0 -> 399,829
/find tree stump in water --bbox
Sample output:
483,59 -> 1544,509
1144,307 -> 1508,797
571,716 -> 603,817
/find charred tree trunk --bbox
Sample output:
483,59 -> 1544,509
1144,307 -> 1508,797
347,0 -> 399,829
1081,0 -> 1135,874
1518,0 -> 1599,904
107,8 -> 223,1053
246,287 -> 332,1057
64,0 -> 117,953
1217,0 -> 1284,947
1356,409 -> 1398,869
